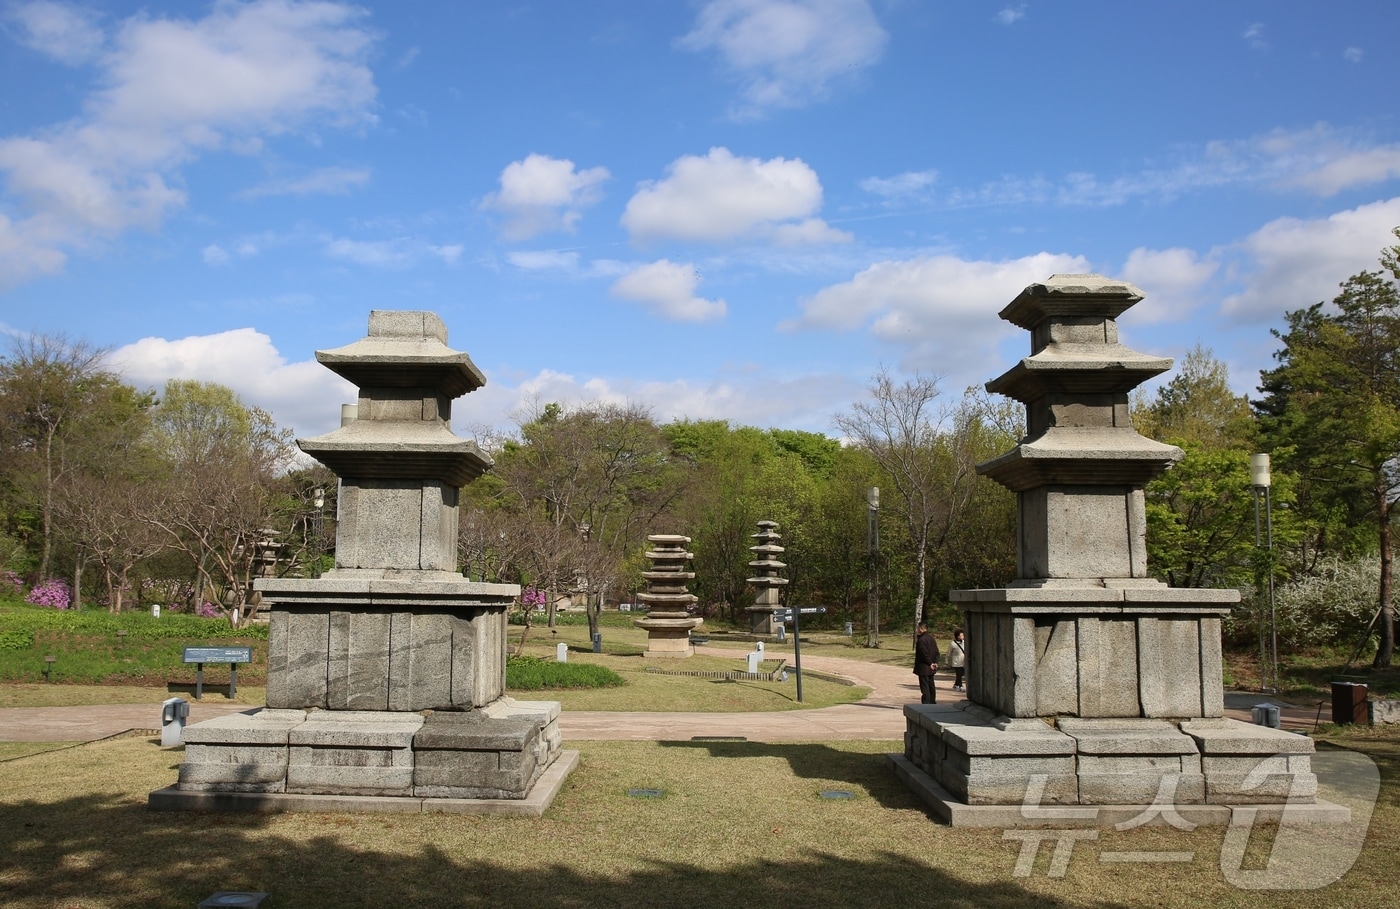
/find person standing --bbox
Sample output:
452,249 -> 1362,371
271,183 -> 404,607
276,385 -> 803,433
913,621 -> 940,704
949,628 -> 966,692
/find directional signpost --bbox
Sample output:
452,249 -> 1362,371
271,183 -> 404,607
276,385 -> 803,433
772,606 -> 825,703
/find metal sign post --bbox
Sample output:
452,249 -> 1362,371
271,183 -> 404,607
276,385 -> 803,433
773,607 -> 825,704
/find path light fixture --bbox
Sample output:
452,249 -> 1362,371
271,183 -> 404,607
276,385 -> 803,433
1251,453 -> 1278,694
866,486 -> 880,648
42,654 -> 55,683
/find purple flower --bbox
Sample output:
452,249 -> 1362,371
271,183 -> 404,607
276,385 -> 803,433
25,579 -> 73,610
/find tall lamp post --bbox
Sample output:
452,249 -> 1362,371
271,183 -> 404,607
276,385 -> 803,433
310,487 -> 326,579
866,486 -> 880,648
1250,453 -> 1278,694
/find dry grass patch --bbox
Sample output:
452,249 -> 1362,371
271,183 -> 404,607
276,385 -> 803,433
0,683 -> 266,709
0,730 -> 1395,909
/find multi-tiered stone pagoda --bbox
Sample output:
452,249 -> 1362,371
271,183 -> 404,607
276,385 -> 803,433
746,521 -> 788,635
893,276 -> 1334,826
152,311 -> 574,814
634,534 -> 704,657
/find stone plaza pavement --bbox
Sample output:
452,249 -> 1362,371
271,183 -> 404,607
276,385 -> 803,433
0,649 -> 1328,745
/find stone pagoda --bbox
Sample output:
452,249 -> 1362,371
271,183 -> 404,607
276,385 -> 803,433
152,311 -> 574,814
892,276 -> 1332,826
746,520 -> 788,635
634,534 -> 703,657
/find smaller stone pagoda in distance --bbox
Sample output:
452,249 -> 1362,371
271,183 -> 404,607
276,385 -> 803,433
746,520 -> 788,635
634,534 -> 703,657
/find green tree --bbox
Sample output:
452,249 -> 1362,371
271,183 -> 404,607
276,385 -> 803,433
143,380 -> 296,623
1134,346 -> 1276,590
0,334 -> 145,582
1256,252 -> 1400,666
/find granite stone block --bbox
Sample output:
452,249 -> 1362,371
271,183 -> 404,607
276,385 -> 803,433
271,611 -> 330,709
328,611 -> 391,711
177,710 -> 307,793
287,711 -> 422,796
1137,617 -> 1203,717
1034,618 -> 1078,716
407,612 -> 455,710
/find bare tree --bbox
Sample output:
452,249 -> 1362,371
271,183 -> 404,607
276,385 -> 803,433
834,370 -> 985,630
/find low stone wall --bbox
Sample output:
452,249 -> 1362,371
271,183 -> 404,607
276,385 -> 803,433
904,702 -> 1317,807
178,699 -> 561,800
1370,699 -> 1400,725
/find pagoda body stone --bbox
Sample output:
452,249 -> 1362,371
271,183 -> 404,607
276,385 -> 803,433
154,311 -> 571,813
634,535 -> 704,657
746,521 -> 788,635
893,276 -> 1327,825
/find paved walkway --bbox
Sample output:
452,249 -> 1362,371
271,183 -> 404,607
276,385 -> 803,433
0,651 -> 1327,745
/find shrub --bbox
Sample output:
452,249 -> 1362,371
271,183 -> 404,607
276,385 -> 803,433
506,655 -> 624,690
1227,556 -> 1379,649
0,570 -> 23,598
25,579 -> 73,610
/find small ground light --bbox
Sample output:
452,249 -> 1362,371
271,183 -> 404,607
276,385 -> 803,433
198,893 -> 269,908
627,788 -> 664,798
819,790 -> 855,800
42,655 -> 55,682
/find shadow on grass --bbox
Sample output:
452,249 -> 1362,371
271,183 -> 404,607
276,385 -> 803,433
0,792 -> 1121,909
660,739 -> 918,810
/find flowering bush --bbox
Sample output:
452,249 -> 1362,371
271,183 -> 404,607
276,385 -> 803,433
0,570 -> 22,597
195,601 -> 221,619
26,578 -> 73,610
521,587 -> 547,610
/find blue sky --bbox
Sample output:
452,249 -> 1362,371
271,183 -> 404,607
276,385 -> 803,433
2,0 -> 1399,441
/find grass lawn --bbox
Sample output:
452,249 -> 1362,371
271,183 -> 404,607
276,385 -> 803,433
0,727 -> 1395,909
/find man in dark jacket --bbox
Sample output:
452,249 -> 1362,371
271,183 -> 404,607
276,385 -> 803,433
913,621 -> 940,704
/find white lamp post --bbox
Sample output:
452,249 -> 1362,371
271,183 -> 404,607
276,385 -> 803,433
866,486 -> 880,648
1250,453 -> 1278,694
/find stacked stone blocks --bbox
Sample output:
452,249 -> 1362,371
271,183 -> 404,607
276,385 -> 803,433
898,276 -> 1321,820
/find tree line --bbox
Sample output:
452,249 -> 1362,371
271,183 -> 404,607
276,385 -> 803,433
2,229 -> 1398,666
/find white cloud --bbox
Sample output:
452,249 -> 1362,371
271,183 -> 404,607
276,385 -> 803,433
622,147 -> 844,245
480,153 -> 610,241
0,0 -> 377,288
429,244 -> 462,265
5,0 -> 105,64
111,327 -> 355,438
1120,247 -> 1219,323
1285,146 -> 1400,196
202,244 -> 230,265
324,237 -> 412,268
456,366 -> 863,436
508,250 -> 580,270
860,169 -> 938,203
1221,197 -> 1400,322
679,0 -> 887,118
609,259 -> 727,322
789,251 -> 1089,375
0,213 -> 66,290
995,6 -> 1027,26
1244,23 -> 1268,51
1344,47 -> 1364,63
239,165 -> 371,198
932,124 -> 1400,209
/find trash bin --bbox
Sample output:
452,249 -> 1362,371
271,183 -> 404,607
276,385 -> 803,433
592,632 -> 602,653
1331,681 -> 1369,725
161,697 -> 189,748
1251,703 -> 1281,728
